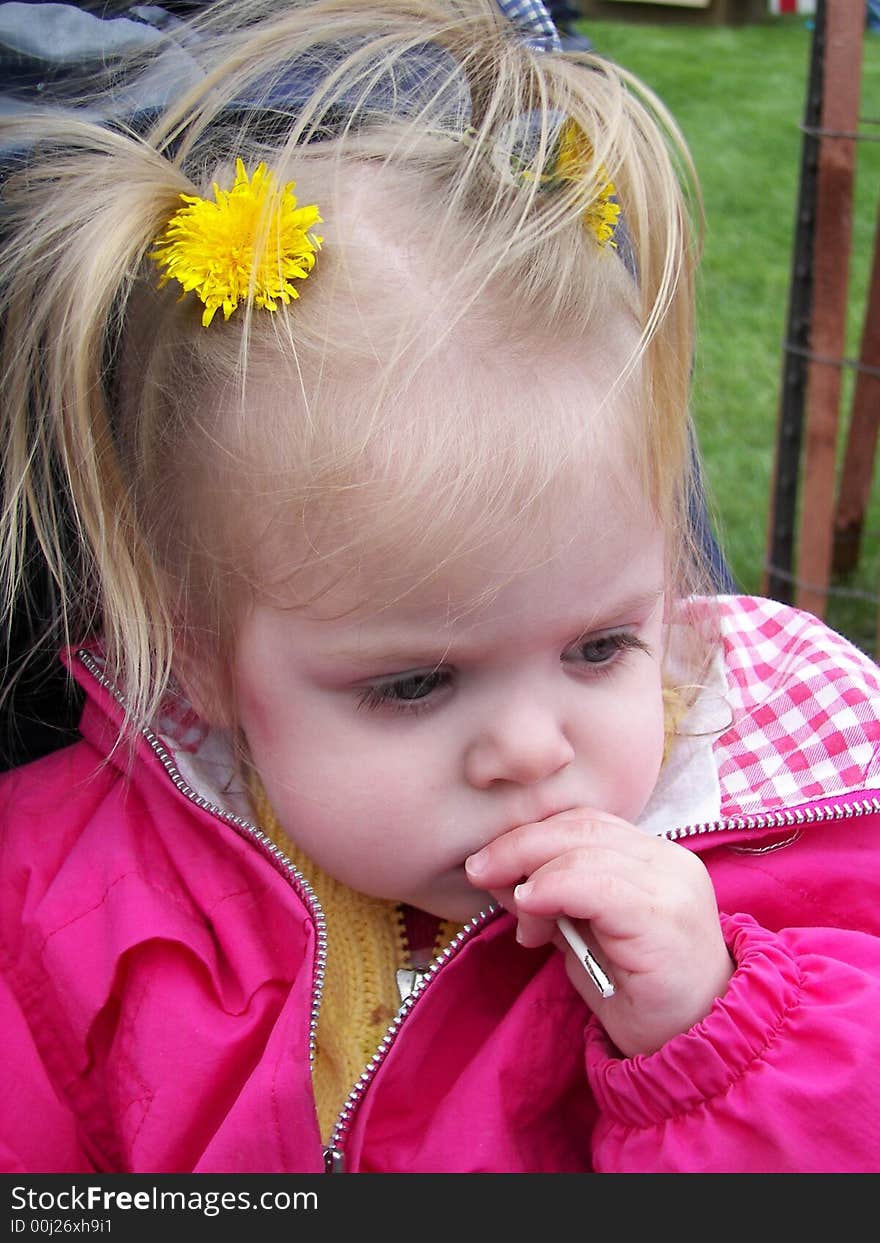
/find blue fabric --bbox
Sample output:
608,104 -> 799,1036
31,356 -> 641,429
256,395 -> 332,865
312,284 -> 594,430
494,0 -> 561,51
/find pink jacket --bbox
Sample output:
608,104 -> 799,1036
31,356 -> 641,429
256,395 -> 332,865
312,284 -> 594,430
2,596 -> 880,1174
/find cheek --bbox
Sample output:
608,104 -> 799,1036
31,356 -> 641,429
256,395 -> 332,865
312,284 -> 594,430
247,724 -> 453,903
234,679 -> 343,821
585,678 -> 666,820
246,705 -> 436,831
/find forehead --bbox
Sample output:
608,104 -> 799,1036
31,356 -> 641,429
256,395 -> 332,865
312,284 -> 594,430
297,457 -> 665,638
231,298 -> 659,617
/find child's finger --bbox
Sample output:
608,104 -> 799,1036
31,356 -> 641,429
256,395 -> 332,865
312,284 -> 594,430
514,848 -> 641,908
513,906 -> 559,948
465,809 -> 652,888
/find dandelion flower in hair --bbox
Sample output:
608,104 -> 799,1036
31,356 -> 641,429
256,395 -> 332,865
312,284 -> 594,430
150,159 -> 323,327
553,120 -> 620,248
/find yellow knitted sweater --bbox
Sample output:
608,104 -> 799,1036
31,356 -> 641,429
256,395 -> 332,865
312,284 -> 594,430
249,782 -> 462,1142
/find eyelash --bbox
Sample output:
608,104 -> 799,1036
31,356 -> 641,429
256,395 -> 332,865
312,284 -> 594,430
566,631 -> 650,671
356,631 -> 649,715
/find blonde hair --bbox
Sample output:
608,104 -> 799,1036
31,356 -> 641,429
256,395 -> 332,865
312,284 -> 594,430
0,0 -> 710,739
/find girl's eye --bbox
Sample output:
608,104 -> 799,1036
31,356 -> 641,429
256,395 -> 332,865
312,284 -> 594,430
357,668 -> 451,712
565,631 -> 649,670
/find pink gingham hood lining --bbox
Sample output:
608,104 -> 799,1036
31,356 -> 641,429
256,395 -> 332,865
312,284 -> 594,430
708,595 -> 880,817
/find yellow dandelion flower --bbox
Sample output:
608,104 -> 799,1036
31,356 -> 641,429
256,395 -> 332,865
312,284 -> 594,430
553,120 -> 621,248
150,159 -> 323,327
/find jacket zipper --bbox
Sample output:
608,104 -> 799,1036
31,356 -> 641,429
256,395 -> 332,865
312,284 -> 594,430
663,796 -> 880,843
75,648 -> 880,1173
322,906 -> 499,1173
73,649 -> 331,1063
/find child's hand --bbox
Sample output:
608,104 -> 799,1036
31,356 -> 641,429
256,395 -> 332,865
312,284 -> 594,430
465,809 -> 734,1058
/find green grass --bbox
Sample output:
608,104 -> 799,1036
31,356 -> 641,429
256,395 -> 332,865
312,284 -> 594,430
576,15 -> 880,655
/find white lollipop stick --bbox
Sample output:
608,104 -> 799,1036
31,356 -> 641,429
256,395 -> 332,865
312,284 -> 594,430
557,916 -> 616,999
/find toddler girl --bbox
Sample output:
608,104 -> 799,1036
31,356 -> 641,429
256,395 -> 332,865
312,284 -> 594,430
2,0 -> 879,1173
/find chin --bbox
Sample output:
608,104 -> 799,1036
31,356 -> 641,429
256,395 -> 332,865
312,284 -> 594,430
422,888 -> 494,925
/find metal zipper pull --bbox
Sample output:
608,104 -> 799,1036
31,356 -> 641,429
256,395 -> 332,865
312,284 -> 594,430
396,966 -> 426,1003
324,1146 -> 346,1173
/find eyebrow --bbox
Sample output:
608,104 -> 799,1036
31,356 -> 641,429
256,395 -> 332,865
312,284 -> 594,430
569,585 -> 666,640
328,585 -> 665,668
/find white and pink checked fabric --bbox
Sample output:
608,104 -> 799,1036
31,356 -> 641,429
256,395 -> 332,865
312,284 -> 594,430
711,596 -> 880,817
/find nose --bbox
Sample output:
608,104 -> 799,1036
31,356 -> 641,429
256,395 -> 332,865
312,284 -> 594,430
464,702 -> 575,789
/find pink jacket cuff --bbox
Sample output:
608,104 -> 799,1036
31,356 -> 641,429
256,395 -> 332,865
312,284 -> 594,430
584,911 -> 803,1129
